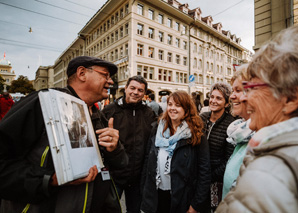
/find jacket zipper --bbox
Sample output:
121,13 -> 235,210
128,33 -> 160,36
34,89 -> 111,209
207,122 -> 215,140
132,109 -> 136,180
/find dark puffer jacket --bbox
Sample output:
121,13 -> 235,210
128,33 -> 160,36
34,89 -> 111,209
141,123 -> 211,213
200,111 -> 235,182
102,96 -> 156,186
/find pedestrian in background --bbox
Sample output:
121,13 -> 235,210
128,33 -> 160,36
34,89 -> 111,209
103,75 -> 156,213
200,82 -> 235,211
0,92 -> 14,120
147,93 -> 163,117
217,25 -> 298,213
200,98 -> 210,114
159,95 -> 168,112
141,91 -> 211,213
191,92 -> 202,113
222,64 -> 254,198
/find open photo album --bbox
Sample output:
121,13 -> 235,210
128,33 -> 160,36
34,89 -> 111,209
39,89 -> 104,185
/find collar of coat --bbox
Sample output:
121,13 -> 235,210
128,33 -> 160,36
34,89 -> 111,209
201,110 -> 229,125
150,121 -> 191,153
251,129 -> 298,156
115,96 -> 147,110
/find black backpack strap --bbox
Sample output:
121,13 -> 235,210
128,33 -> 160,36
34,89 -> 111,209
266,151 -> 298,192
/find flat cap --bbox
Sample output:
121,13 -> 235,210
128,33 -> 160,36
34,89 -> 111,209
67,56 -> 118,77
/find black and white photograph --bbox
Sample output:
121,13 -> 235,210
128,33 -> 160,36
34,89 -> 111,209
61,99 -> 93,149
39,89 -> 104,185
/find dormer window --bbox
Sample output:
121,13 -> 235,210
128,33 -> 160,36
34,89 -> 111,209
207,19 -> 211,26
173,2 -> 179,8
214,23 -> 222,33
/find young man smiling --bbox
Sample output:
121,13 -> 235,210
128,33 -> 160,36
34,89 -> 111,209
103,75 -> 156,213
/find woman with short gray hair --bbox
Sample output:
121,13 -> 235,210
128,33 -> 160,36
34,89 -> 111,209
200,82 -> 235,211
217,25 -> 298,212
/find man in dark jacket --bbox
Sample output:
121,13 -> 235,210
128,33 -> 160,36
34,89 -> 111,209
0,56 -> 128,213
103,75 -> 156,213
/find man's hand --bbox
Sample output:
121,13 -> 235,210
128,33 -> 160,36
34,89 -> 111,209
187,205 -> 198,213
96,118 -> 119,152
50,165 -> 98,186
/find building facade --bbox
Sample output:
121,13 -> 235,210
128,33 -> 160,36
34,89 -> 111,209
295,0 -> 298,24
0,53 -> 16,92
33,66 -> 54,91
254,0 -> 298,51
53,0 -> 250,102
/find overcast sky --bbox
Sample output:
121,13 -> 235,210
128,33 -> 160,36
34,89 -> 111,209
0,0 -> 254,80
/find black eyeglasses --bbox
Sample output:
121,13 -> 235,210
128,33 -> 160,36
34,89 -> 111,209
242,81 -> 269,94
86,67 -> 110,80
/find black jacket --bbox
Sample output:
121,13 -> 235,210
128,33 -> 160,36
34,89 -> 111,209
102,96 -> 156,186
141,123 -> 211,213
200,111 -> 235,182
0,87 -> 128,213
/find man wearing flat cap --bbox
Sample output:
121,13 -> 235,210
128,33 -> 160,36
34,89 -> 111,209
0,56 -> 128,213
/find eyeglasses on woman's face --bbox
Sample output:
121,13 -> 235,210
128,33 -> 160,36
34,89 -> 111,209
242,81 -> 269,95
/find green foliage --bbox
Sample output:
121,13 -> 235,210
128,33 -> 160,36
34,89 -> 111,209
0,74 -> 4,93
9,75 -> 35,94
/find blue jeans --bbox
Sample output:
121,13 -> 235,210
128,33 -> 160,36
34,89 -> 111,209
116,182 -> 141,213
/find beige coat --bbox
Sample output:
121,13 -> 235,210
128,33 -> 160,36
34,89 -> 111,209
216,129 -> 298,213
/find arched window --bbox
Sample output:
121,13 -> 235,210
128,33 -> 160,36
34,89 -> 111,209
193,58 -> 197,68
